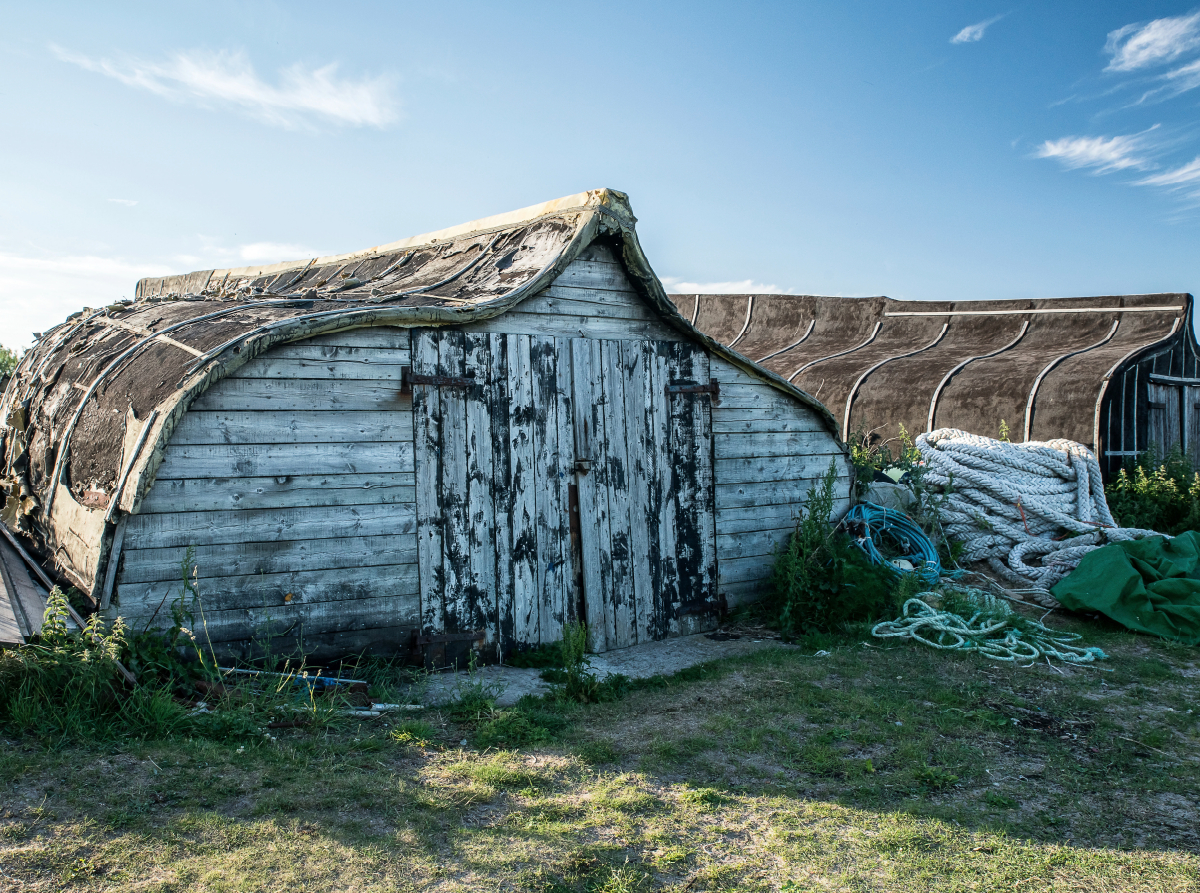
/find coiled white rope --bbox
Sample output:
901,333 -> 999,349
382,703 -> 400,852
915,428 -> 1161,602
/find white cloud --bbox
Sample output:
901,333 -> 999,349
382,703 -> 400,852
1138,156 -> 1200,189
660,277 -> 787,294
0,253 -> 172,348
1034,128 -> 1159,173
1105,12 -> 1200,72
108,198 -> 138,206
951,15 -> 1005,45
52,45 -> 398,129
1163,56 -> 1200,95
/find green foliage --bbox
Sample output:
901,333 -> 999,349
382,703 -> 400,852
849,424 -> 923,498
544,622 -> 630,704
1106,445 -> 1200,535
122,548 -> 213,686
475,703 -> 563,748
0,344 -> 20,378
505,641 -> 566,669
0,588 -> 189,740
770,462 -> 899,637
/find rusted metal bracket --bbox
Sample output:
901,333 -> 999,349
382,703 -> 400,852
666,378 -> 719,398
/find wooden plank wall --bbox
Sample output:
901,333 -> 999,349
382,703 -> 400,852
114,328 -> 419,654
709,357 -> 852,606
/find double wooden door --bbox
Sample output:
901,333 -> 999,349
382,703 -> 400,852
1147,381 -> 1200,467
411,329 -> 717,657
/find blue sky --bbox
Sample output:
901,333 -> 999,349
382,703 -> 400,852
2,2 -> 1200,347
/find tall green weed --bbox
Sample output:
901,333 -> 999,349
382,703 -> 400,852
1107,446 -> 1200,535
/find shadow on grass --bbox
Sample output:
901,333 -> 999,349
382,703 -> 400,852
1,614 -> 1197,891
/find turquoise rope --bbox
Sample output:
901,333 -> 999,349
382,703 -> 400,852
845,502 -> 944,586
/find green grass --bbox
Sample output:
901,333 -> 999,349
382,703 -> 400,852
1,611 -> 1198,891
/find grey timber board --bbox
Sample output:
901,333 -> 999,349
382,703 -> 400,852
464,332 -> 496,643
713,432 -> 837,459
128,593 -> 421,642
650,344 -> 676,639
123,503 -> 416,550
622,340 -> 656,645
602,340 -> 635,649
718,555 -> 781,585
551,336 -> 577,640
190,378 -> 411,412
0,551 -> 26,643
172,411 -> 414,445
121,533 -> 418,584
439,331 -> 470,636
507,334 -> 539,647
571,338 -> 609,651
264,344 -> 412,363
141,473 -> 415,513
459,310 -> 683,343
519,289 -> 660,322
549,259 -> 641,293
156,442 -> 415,479
716,529 -> 791,560
711,416 -> 828,434
0,538 -> 48,638
490,333 -> 515,650
413,329 -> 444,637
530,336 -> 567,644
229,357 -> 411,382
716,478 -> 851,510
117,564 -> 420,618
298,329 -> 411,350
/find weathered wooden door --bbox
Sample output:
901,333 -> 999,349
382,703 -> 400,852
411,329 -> 575,663
569,338 -> 719,652
1147,382 -> 1183,459
413,329 -> 718,659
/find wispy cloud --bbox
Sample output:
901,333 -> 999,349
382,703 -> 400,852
1105,12 -> 1200,72
108,198 -> 137,206
1034,127 -> 1159,173
951,14 -> 1006,45
52,45 -> 398,128
1138,156 -> 1200,188
660,277 -> 787,295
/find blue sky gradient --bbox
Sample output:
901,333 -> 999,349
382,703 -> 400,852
2,2 -> 1199,345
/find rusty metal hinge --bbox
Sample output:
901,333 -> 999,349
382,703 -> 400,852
666,378 -> 719,398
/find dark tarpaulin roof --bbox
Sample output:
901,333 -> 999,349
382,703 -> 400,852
672,292 -> 1193,448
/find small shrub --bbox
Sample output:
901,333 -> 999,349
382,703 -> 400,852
0,345 -> 20,378
914,764 -> 959,791
391,718 -> 438,745
984,791 -> 1018,809
475,704 -> 563,748
1107,446 -> 1200,535
770,462 -> 899,637
548,622 -> 629,704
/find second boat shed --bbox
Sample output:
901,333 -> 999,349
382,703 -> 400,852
0,190 -> 851,661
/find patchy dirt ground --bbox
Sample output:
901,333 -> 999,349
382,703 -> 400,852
2,609 -> 1198,891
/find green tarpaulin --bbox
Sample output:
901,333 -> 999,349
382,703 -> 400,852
1051,531 -> 1200,646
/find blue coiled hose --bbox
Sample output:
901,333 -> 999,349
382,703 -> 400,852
844,502 -> 943,586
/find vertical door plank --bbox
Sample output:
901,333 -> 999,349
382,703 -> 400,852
507,334 -> 539,647
530,337 -> 562,644
412,329 -> 444,637
651,343 -> 678,639
601,340 -> 635,649
464,333 -> 496,645
488,333 -> 515,653
571,338 -> 608,652
552,337 -> 576,638
439,331 -> 470,635
1188,386 -> 1200,470
622,340 -> 655,644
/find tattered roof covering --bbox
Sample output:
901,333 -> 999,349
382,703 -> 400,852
673,292 -> 1193,449
0,189 -> 840,596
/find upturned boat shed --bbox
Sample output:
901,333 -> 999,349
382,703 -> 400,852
0,190 -> 851,661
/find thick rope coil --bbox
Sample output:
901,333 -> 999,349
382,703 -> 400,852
871,595 -> 1108,664
915,429 -> 1160,603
